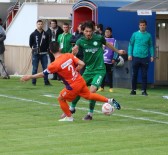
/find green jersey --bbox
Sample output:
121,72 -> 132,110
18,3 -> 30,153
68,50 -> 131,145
76,34 -> 106,74
58,33 -> 73,53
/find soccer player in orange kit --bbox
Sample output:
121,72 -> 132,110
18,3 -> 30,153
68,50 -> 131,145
21,41 -> 120,122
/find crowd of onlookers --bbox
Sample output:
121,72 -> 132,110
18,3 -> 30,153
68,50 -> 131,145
28,19 -> 121,90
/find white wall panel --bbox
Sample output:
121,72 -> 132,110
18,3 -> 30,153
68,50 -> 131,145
5,3 -> 38,46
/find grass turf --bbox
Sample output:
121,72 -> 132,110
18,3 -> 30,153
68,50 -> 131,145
0,77 -> 168,155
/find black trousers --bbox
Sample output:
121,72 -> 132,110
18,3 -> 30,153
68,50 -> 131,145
48,52 -> 58,79
132,57 -> 149,91
101,63 -> 113,88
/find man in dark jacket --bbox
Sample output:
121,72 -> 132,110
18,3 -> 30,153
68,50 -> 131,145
0,25 -> 9,79
29,19 -> 51,86
46,19 -> 63,80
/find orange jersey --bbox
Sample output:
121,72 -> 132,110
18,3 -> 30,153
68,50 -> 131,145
46,53 -> 83,90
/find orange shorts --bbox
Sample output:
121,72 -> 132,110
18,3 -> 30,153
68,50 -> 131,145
60,78 -> 90,102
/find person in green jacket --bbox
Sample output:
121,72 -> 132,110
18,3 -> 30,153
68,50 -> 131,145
57,23 -> 72,53
128,19 -> 154,96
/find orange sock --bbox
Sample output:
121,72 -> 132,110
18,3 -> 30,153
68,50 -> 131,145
58,98 -> 71,117
88,93 -> 108,103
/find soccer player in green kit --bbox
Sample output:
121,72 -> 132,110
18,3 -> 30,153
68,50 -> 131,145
63,21 -> 126,120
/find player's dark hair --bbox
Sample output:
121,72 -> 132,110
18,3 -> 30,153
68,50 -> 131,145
49,41 -> 59,54
139,19 -> 147,25
82,21 -> 94,31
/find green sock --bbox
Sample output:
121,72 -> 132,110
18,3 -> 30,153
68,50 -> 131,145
71,96 -> 81,108
89,100 -> 96,113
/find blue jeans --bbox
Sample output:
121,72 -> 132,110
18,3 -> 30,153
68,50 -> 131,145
32,54 -> 49,84
132,57 -> 149,91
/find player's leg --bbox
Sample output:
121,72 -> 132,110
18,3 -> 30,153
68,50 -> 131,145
98,64 -> 107,92
87,93 -> 121,110
80,85 -> 108,102
98,76 -> 105,92
70,74 -> 92,113
58,96 -> 72,117
83,73 -> 105,120
70,96 -> 80,113
80,84 -> 121,113
58,88 -> 80,121
58,96 -> 73,122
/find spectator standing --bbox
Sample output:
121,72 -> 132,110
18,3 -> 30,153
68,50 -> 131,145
57,23 -> 73,53
29,19 -> 51,86
0,25 -> 9,79
98,27 -> 118,93
128,19 -> 154,96
70,23 -> 84,74
46,19 -> 63,80
95,23 -> 104,35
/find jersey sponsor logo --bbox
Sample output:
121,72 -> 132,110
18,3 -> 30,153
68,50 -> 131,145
85,48 -> 99,53
61,59 -> 72,69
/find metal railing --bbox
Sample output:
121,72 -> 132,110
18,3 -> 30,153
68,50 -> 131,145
2,0 -> 78,28
3,1 -> 21,29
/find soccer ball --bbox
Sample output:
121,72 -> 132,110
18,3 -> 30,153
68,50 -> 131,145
102,103 -> 114,115
115,56 -> 124,67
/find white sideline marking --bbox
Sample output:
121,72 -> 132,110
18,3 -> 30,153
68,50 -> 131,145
43,94 -> 57,98
116,114 -> 168,125
125,108 -> 168,116
0,94 -> 168,125
0,94 -> 50,105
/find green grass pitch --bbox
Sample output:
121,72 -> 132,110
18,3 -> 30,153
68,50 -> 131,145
0,77 -> 168,155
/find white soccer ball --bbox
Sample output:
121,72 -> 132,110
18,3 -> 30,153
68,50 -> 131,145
102,103 -> 114,115
115,56 -> 124,67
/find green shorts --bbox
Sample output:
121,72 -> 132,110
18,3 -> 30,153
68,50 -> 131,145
82,72 -> 106,88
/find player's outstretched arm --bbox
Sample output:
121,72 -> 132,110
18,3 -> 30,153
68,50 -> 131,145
106,42 -> 126,55
20,72 -> 44,82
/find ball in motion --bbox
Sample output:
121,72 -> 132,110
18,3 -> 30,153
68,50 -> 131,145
102,103 -> 114,115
